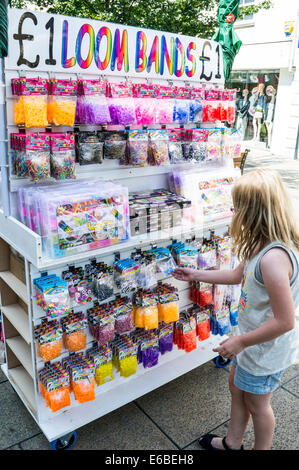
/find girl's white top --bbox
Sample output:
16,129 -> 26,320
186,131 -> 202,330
235,242 -> 299,375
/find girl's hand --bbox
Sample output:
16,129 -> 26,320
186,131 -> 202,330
213,336 -> 245,359
173,267 -> 198,282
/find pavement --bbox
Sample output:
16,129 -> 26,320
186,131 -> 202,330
0,147 -> 299,451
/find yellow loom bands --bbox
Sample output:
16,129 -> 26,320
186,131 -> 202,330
95,363 -> 114,386
50,99 -> 76,126
14,96 -> 25,125
23,96 -> 48,128
119,355 -> 137,377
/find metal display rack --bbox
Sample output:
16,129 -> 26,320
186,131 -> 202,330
0,8 -> 235,449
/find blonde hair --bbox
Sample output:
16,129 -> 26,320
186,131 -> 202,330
230,168 -> 299,261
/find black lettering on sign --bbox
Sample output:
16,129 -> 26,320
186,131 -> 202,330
13,12 -> 40,68
45,17 -> 56,66
199,40 -> 212,81
215,44 -> 222,79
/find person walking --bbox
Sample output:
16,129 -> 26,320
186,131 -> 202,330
173,169 -> 299,450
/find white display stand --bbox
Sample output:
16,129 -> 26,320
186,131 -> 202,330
0,8 -> 233,448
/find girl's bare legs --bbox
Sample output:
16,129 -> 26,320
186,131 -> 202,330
244,392 -> 275,450
210,365 -> 250,450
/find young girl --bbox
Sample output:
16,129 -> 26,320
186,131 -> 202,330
173,169 -> 299,450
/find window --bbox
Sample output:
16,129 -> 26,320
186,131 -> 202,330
238,0 -> 255,21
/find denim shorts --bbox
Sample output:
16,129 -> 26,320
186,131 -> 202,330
232,358 -> 286,395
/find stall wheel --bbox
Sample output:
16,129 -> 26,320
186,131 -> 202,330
214,356 -> 232,368
50,432 -> 77,450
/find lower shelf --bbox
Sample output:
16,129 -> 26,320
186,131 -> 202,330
3,365 -> 36,416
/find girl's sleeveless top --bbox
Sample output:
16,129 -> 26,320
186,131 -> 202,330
235,242 -> 299,376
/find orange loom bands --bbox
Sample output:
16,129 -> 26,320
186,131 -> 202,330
14,96 -> 25,125
23,96 -> 48,128
37,338 -> 62,362
158,301 -> 179,323
72,378 -> 95,403
63,330 -> 86,352
134,306 -> 144,328
50,99 -> 76,126
143,305 -> 159,330
48,387 -> 71,412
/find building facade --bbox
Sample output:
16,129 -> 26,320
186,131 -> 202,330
228,0 -> 299,158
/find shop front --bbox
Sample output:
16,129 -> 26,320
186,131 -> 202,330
227,70 -> 279,147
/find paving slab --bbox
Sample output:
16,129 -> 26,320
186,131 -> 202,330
0,381 -> 40,450
282,376 -> 299,399
20,402 -> 178,451
184,386 -> 299,450
136,360 -> 231,449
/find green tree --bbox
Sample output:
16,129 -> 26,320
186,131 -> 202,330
11,0 -> 272,39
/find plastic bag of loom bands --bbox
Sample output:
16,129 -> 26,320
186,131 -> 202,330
136,260 -> 157,290
76,79 -> 110,125
206,130 -> 222,161
223,128 -> 242,160
35,319 -> 63,362
197,242 -> 217,269
148,129 -> 170,166
18,78 -> 48,128
51,149 -> 76,180
199,282 -> 214,307
183,129 -> 207,163
78,132 -> 104,165
168,128 -> 184,164
127,130 -> 149,167
94,270 -> 114,301
48,79 -> 77,126
103,131 -> 127,160
108,81 -> 136,125
114,258 -> 139,294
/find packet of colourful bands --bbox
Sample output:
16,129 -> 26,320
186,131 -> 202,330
62,268 -> 93,307
25,133 -> 51,182
133,289 -> 159,330
187,305 -> 211,341
134,256 -> 157,290
76,79 -> 110,125
169,241 -> 198,269
132,330 -> 159,368
50,133 -> 76,180
158,323 -> 174,354
168,129 -> 184,164
215,236 -> 231,267
86,344 -> 114,386
62,353 -> 96,403
87,303 -> 115,345
197,242 -> 217,269
103,131 -> 127,160
189,87 -> 204,123
199,282 -> 214,307
60,312 -> 88,352
206,129 -> 222,161
174,313 -> 197,353
107,81 -> 136,125
34,274 -> 71,318
183,129 -> 207,163
156,283 -> 179,323
34,319 -> 63,362
114,258 -> 139,294
77,131 -> 104,165
111,334 -> 138,377
127,130 -> 148,166
133,83 -> 158,125
145,247 -> 177,276
148,129 -> 170,166
112,296 -> 134,334
91,263 -> 114,301
48,79 -> 77,127
39,362 -> 71,412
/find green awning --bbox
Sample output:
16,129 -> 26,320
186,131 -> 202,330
0,0 -> 8,58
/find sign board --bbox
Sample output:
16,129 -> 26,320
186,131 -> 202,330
6,8 -> 224,84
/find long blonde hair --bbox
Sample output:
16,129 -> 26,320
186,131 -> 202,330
230,168 -> 299,260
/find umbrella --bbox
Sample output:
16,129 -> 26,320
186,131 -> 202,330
0,0 -> 8,58
212,0 -> 242,82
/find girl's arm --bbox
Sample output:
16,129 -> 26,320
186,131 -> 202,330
214,248 -> 295,358
173,261 -> 245,285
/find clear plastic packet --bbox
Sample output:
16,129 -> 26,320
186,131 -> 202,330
39,362 -> 71,412
35,319 -> 63,362
154,85 -> 176,124
156,283 -> 179,323
103,131 -> 127,160
76,79 -> 110,124
158,323 -> 174,354
127,129 -> 148,167
77,131 -> 104,165
14,77 -> 48,128
199,282 -> 214,307
25,133 -> 51,182
223,128 -> 242,160
133,83 -> 157,125
93,265 -> 114,301
148,129 -> 170,166
189,87 -> 204,123
113,297 -> 135,334
183,129 -> 207,163
33,274 -> 71,317
108,81 -> 136,125
61,312 -> 87,352
47,79 -> 77,126
114,258 -> 139,294
135,259 -> 157,290
169,241 -> 198,269
50,133 -> 76,180
86,344 -> 114,386
63,354 -> 95,403
197,242 -> 217,269
168,128 -> 184,164
23,95 -> 48,128
206,129 -> 222,161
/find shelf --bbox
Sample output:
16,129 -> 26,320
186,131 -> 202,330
6,336 -> 33,378
1,304 -> 31,344
0,271 -> 28,304
0,207 -> 231,270
1,364 -> 36,416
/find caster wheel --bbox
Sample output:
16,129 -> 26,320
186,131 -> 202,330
50,432 -> 77,450
214,356 -> 232,368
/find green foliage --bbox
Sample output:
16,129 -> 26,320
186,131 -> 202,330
10,0 -> 273,38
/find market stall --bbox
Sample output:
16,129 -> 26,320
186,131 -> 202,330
0,8 -> 242,449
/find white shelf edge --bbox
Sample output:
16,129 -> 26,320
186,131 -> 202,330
6,336 -> 34,378
1,304 -> 31,344
0,271 -> 28,304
